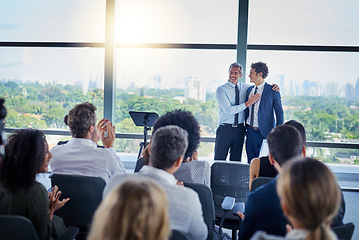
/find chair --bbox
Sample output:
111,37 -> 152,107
184,182 -> 223,240
51,174 -> 106,240
134,157 -> 146,172
332,223 -> 355,240
251,177 -> 274,192
169,230 -> 188,240
0,215 -> 79,240
211,161 -> 250,240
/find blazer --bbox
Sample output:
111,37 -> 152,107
245,82 -> 284,138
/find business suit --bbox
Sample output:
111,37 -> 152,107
245,82 -> 284,163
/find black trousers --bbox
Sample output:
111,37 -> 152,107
214,124 -> 245,161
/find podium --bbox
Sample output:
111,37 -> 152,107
129,111 -> 159,160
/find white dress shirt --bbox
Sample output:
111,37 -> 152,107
246,81 -> 266,127
104,165 -> 208,240
50,138 -> 125,182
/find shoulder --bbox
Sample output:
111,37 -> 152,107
217,83 -> 228,93
248,180 -> 277,202
103,173 -> 129,196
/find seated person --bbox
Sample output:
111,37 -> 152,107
137,109 -> 210,187
240,124 -> 345,240
50,102 -> 125,182
251,157 -> 341,240
105,125 -> 208,240
249,120 -> 306,190
88,177 -> 170,240
0,129 -> 69,240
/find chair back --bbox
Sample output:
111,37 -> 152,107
0,215 -> 39,240
332,223 -> 355,240
134,157 -> 146,172
184,182 -> 222,240
169,230 -> 188,240
51,174 -> 106,233
211,161 -> 250,205
251,177 -> 274,192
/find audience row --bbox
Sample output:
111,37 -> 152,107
0,102 -> 347,240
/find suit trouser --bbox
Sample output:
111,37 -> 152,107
246,126 -> 265,163
214,124 -> 245,161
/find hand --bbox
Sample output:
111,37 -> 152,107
271,84 -> 280,92
176,180 -> 184,186
99,119 -> 115,148
48,185 -> 70,220
286,224 -> 293,233
245,93 -> 261,107
237,211 -> 245,220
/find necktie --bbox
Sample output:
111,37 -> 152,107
234,85 -> 239,125
250,87 -> 258,126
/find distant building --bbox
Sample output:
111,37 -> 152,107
184,75 -> 206,102
355,78 -> 359,100
326,82 -> 339,96
346,83 -> 354,99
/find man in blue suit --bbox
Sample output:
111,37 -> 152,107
245,61 -> 284,163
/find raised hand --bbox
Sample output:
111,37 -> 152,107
48,185 -> 70,220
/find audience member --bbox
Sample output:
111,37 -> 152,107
0,129 -> 68,240
50,102 -> 125,182
88,177 -> 170,240
104,125 -> 208,240
240,125 -> 306,240
250,157 -> 341,240
138,109 -> 210,186
249,120 -> 306,190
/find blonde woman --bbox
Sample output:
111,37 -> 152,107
251,157 -> 341,240
88,177 -> 170,240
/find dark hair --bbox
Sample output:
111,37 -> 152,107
0,129 -> 46,192
267,125 -> 303,166
152,109 -> 200,160
284,120 -> 306,146
251,61 -> 269,79
68,102 -> 96,138
229,62 -> 243,74
64,115 -> 68,126
150,126 -> 188,170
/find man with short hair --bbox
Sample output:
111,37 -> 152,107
240,123 -> 345,239
245,61 -> 284,163
50,102 -> 125,182
104,125 -> 208,240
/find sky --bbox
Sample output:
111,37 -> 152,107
0,0 -> 359,92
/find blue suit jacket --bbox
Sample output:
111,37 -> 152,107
240,179 -> 287,240
245,82 -> 284,138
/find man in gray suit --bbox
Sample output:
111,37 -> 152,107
104,125 -> 208,240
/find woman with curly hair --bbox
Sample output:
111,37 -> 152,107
0,129 -> 69,240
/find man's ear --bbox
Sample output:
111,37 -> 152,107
174,156 -> 184,167
268,152 -> 275,165
89,124 -> 94,134
302,146 -> 306,157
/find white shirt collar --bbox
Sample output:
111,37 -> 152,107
255,81 -> 266,90
139,165 -> 177,185
68,138 -> 97,148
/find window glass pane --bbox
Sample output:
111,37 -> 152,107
114,48 -> 237,141
248,0 -> 359,46
115,0 -> 238,44
0,0 -> 105,42
247,50 -> 359,143
0,47 -> 105,129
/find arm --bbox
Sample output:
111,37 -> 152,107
216,87 -> 247,115
239,195 -> 259,240
273,91 -> 284,126
249,158 -> 260,191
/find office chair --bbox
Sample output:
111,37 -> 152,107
51,174 -> 106,240
211,161 -> 250,240
0,215 -> 79,240
251,177 -> 274,192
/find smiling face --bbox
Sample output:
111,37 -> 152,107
248,68 -> 263,86
228,66 -> 242,85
